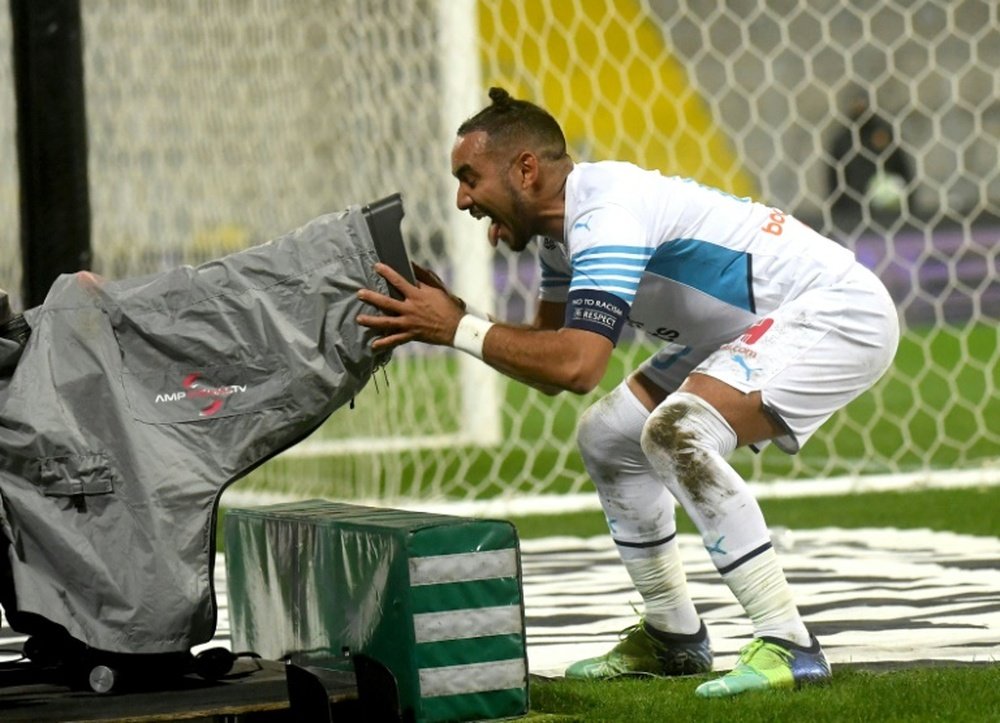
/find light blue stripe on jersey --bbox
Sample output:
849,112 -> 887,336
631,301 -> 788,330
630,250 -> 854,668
569,245 -> 653,303
540,258 -> 571,294
574,260 -> 646,274
646,238 -> 754,312
573,265 -> 644,279
570,275 -> 642,302
572,245 -> 654,263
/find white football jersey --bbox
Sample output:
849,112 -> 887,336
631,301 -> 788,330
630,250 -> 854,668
538,161 -> 858,348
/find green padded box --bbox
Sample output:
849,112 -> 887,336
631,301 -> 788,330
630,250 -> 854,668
224,500 -> 528,722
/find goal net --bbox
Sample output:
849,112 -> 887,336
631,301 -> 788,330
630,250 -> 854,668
3,1 -> 997,505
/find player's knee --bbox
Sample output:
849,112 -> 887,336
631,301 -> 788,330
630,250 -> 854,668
577,396 -> 623,465
576,387 -> 644,477
640,392 -> 737,481
640,394 -> 695,476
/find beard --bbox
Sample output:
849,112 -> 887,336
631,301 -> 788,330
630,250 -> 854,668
500,179 -> 534,252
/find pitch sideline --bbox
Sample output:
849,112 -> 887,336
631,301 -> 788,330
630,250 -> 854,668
4,526 -> 996,677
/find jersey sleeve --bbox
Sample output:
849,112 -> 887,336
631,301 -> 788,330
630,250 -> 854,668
563,206 -> 651,345
537,237 -> 572,303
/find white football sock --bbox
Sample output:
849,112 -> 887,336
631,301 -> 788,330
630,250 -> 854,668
640,391 -> 810,645
723,548 -> 810,645
622,540 -> 701,635
577,382 -> 700,635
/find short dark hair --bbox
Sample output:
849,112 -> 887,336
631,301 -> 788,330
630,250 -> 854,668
458,87 -> 568,161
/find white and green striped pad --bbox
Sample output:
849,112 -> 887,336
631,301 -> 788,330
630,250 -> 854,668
407,535 -> 528,722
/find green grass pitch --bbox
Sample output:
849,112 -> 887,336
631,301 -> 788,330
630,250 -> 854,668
513,485 -> 1000,721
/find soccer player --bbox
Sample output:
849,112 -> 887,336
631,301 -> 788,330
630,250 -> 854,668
357,88 -> 899,697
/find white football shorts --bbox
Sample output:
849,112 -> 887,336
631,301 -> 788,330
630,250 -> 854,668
636,263 -> 900,453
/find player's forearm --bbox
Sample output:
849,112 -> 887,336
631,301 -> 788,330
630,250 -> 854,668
471,323 -> 604,395
355,266 -> 608,393
498,368 -> 565,396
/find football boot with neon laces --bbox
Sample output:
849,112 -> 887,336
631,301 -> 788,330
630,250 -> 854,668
695,635 -> 831,698
565,620 -> 713,680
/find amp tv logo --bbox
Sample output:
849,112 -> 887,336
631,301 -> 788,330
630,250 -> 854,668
154,372 -> 248,417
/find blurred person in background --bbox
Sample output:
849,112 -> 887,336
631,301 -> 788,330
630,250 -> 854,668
827,93 -> 914,225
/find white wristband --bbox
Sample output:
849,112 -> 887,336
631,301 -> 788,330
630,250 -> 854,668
452,314 -> 494,360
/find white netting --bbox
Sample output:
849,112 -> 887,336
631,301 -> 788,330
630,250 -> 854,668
76,0 -> 491,500
469,0 -> 1000,496
6,0 -> 997,501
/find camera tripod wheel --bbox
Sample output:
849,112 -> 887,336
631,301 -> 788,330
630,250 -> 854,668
87,664 -> 118,694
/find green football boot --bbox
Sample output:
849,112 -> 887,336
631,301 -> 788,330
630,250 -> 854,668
695,635 -> 831,698
565,621 -> 712,680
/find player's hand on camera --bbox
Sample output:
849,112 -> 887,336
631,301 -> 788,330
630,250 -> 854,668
357,263 -> 464,351
412,263 -> 471,312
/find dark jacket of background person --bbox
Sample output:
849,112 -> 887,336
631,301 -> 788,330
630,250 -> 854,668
827,97 -> 914,220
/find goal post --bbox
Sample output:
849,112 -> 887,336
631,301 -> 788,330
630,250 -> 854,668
287,0 -> 502,457
437,0 -> 502,449
278,0 -> 502,456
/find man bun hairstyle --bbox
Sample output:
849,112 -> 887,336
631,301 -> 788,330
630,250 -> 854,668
458,86 -> 568,161
487,86 -> 513,106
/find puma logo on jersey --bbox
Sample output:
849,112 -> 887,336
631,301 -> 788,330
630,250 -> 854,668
732,354 -> 762,380
572,215 -> 593,232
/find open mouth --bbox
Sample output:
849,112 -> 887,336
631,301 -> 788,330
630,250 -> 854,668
488,218 -> 507,247
471,206 -> 505,247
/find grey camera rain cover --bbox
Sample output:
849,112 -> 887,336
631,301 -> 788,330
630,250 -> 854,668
0,207 -> 390,654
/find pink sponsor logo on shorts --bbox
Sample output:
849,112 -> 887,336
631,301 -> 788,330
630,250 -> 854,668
740,318 -> 774,344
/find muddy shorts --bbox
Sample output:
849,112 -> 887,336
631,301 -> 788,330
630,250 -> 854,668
637,263 -> 900,453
